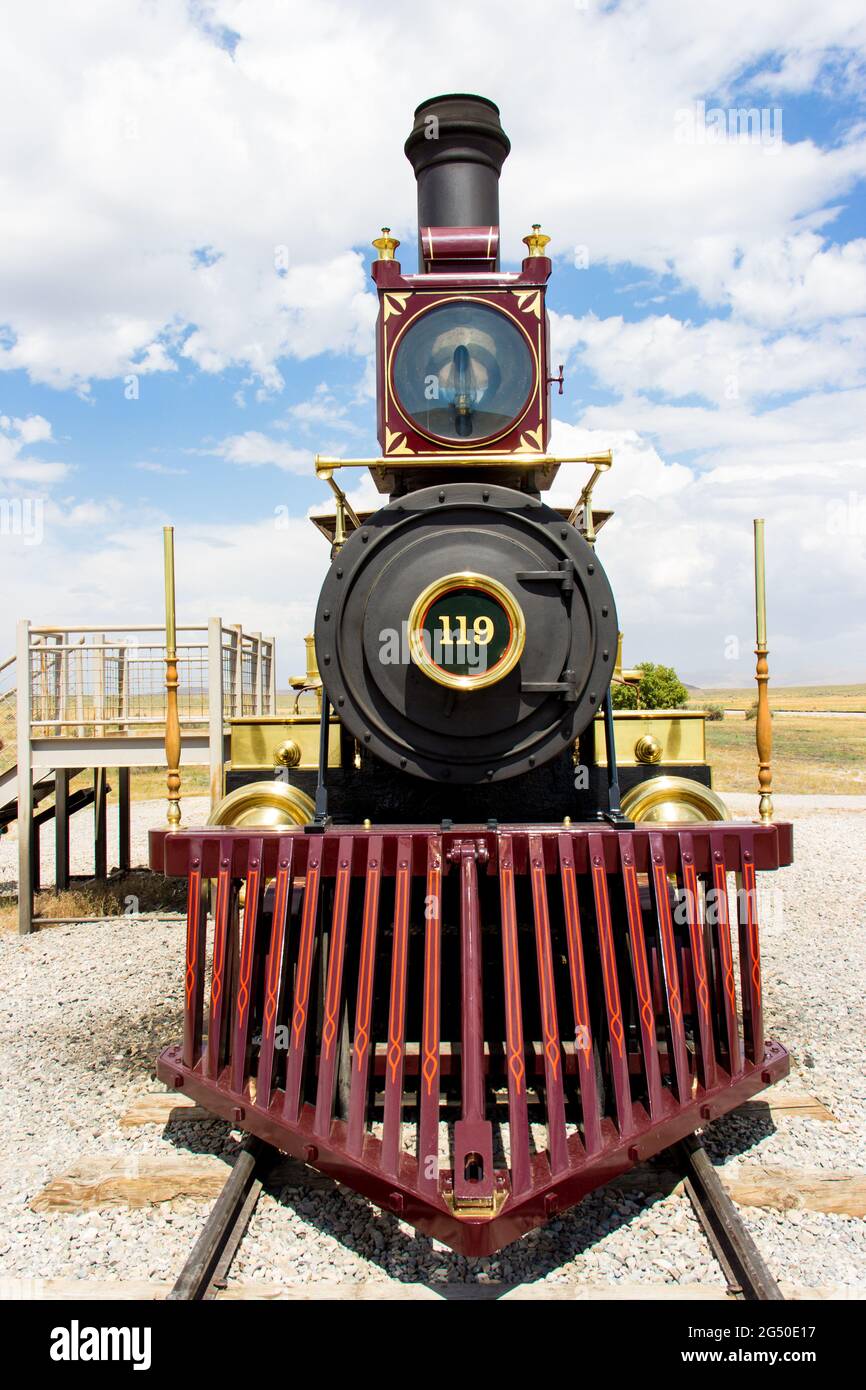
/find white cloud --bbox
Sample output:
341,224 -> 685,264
282,383 -> 360,434
726,233 -> 866,325
3,508 -> 332,678
134,460 -> 189,476
207,431 -> 311,471
12,415 -> 53,444
579,385 -> 866,467
546,421 -> 866,686
0,415 -> 67,483
2,1 -> 866,390
551,309 -> 866,404
46,498 -> 124,528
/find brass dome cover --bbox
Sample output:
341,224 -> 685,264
207,781 -> 315,829
620,775 -> 729,824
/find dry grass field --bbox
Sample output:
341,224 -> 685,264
706,715 -> 866,795
0,870 -> 188,931
691,682 -> 866,713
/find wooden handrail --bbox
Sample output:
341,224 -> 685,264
753,519 -> 773,824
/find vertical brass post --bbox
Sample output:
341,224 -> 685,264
163,526 -> 181,828
753,519 -> 773,823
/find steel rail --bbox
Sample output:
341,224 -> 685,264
168,1136 -> 278,1301
676,1133 -> 784,1301
168,1129 -> 783,1300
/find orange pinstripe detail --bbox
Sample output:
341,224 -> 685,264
592,863 -> 624,1054
354,856 -> 381,1072
291,861 -> 320,1045
263,866 -> 289,1033
235,866 -> 258,1026
500,860 -> 526,1095
210,868 -> 229,1012
321,861 -> 350,1060
184,868 -> 201,1013
713,862 -> 738,1022
683,861 -> 711,1018
623,861 -> 654,1033
653,863 -> 682,1025
742,861 -> 763,997
422,855 -> 441,1096
387,861 -> 410,1084
560,854 -> 592,1060
530,856 -> 560,1079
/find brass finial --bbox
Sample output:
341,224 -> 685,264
372,227 -> 400,260
523,223 -> 551,257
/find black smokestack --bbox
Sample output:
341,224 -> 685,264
404,94 -> 510,268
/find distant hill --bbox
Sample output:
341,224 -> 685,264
688,683 -> 866,713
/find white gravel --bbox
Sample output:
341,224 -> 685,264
0,800 -> 863,1294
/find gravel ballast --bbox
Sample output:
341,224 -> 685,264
0,800 -> 863,1294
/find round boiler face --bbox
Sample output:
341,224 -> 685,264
314,482 -> 620,783
391,300 -> 535,443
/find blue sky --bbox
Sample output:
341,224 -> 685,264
2,0 -> 865,687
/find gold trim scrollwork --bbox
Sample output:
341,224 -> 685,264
512,289 -> 542,319
384,427 -> 414,455
383,292 -> 411,321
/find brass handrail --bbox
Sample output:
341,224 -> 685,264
315,451 -> 615,545
315,451 -> 612,474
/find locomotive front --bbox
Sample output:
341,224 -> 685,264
313,93 -> 618,822
152,94 -> 793,1257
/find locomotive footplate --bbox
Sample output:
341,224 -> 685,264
151,819 -> 791,1256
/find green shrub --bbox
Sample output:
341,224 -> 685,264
610,662 -> 689,711
705,703 -> 725,721
611,682 -> 639,710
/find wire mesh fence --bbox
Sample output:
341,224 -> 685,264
16,624 -> 275,739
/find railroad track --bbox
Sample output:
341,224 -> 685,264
168,1131 -> 784,1302
168,1136 -> 276,1302
676,1134 -> 783,1301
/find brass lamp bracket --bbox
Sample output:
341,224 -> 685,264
566,451 -> 614,545
316,467 -> 362,552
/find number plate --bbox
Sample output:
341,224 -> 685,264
407,571 -> 525,691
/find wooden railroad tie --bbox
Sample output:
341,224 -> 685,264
31,1156 -> 864,1220
118,1087 -> 838,1130
32,1086 -> 852,1217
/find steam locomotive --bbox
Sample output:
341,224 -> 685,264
151,95 -> 792,1256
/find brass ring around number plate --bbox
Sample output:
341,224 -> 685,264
406,571 -> 526,692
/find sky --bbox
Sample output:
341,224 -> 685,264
2,0 -> 865,689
